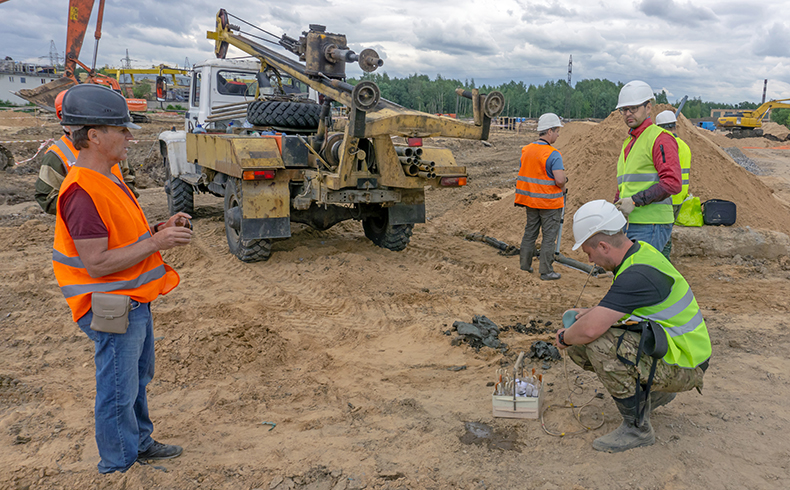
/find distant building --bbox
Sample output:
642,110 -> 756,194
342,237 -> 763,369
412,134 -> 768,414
0,58 -> 61,105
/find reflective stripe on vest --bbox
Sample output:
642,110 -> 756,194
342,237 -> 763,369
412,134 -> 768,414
52,166 -> 179,322
672,137 -> 691,205
515,142 -> 564,209
615,241 -> 711,368
46,135 -> 79,169
616,124 -> 675,224
52,231 -> 152,269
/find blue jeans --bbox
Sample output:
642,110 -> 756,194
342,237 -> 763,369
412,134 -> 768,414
77,300 -> 155,473
623,223 -> 673,252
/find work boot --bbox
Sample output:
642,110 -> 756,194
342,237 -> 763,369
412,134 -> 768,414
138,441 -> 183,461
540,272 -> 561,281
523,266 -> 534,273
592,394 -> 655,453
650,391 -> 676,411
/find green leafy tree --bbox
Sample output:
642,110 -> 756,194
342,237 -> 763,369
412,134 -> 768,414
771,108 -> 790,127
133,83 -> 151,99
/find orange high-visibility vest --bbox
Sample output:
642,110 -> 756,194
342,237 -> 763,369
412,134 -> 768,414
46,135 -> 79,169
515,142 -> 564,209
45,135 -> 125,181
52,166 -> 179,321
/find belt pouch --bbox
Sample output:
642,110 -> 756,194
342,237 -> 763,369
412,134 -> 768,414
90,293 -> 130,334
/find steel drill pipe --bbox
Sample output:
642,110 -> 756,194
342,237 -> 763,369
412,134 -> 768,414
413,147 -> 423,157
402,164 -> 419,176
417,171 -> 435,179
395,146 -> 414,157
398,156 -> 414,165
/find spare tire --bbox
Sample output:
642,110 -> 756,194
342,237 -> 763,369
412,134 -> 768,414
247,101 -> 321,129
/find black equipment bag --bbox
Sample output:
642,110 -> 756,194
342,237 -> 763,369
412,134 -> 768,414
701,199 -> 736,226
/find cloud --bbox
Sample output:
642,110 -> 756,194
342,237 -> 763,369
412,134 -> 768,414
412,19 -> 499,56
753,22 -> 790,58
514,25 -> 607,53
268,5 -> 302,27
2,0 -> 790,104
637,0 -> 717,27
518,0 -> 578,23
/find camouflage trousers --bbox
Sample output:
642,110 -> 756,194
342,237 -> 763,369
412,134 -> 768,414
566,328 -> 705,399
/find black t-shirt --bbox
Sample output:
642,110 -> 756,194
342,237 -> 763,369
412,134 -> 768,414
598,242 -> 674,316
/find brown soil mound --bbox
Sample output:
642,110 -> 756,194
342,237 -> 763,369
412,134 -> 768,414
439,105 -> 790,254
762,121 -> 790,140
556,104 -> 790,236
0,109 -> 46,128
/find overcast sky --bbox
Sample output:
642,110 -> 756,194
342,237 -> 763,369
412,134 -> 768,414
3,0 -> 790,104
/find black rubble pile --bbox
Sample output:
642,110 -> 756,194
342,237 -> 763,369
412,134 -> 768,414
449,315 -> 507,352
500,319 -> 553,335
528,340 -> 561,361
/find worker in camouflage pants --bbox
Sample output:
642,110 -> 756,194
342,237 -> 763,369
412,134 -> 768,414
556,200 -> 711,453
565,329 -> 705,399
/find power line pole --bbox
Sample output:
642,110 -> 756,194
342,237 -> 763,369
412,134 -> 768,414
564,55 -> 572,119
122,49 -> 132,70
49,40 -> 59,67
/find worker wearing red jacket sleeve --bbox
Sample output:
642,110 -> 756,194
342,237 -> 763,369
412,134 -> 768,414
613,81 -> 681,252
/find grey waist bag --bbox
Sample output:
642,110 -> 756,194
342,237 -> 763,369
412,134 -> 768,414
90,293 -> 131,334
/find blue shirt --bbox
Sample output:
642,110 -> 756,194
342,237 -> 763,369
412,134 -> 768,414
533,140 -> 564,179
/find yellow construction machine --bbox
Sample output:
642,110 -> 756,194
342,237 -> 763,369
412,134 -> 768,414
717,98 -> 790,137
158,9 -> 504,262
115,65 -> 190,102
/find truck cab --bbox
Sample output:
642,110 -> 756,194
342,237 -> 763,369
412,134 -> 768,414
185,58 -> 316,132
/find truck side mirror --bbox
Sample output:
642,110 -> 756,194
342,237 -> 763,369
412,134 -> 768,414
156,76 -> 167,102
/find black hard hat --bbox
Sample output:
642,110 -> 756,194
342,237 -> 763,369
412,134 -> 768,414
60,84 -> 141,129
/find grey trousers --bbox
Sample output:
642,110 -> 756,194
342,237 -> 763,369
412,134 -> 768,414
519,206 -> 562,274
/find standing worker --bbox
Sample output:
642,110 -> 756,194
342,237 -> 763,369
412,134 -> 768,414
35,90 -> 137,215
516,113 -> 567,281
556,200 -> 711,453
614,81 -> 681,252
52,84 -> 192,473
655,110 -> 691,260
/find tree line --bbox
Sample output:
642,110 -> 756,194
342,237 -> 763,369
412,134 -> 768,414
350,73 -> 788,127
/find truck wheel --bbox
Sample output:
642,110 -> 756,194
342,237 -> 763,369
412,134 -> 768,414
362,211 -> 413,251
247,101 -> 321,129
164,154 -> 194,215
224,177 -> 272,262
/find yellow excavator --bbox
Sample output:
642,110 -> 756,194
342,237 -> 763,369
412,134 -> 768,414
717,98 -> 790,138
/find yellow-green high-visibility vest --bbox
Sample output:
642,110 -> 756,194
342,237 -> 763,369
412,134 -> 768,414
614,241 -> 712,368
672,136 -> 691,205
617,124 -> 676,224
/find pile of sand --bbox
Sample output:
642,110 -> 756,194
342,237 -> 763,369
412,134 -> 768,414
443,105 -> 790,253
558,104 -> 790,235
0,109 -> 45,128
762,121 -> 790,140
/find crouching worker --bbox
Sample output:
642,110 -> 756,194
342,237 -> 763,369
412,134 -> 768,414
52,84 -> 193,473
555,199 -> 711,452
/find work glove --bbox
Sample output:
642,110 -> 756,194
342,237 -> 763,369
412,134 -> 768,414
615,197 -> 635,217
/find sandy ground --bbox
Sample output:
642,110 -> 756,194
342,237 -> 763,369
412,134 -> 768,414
2,112 -> 790,490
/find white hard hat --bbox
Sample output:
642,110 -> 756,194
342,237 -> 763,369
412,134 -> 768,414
572,200 -> 627,251
616,80 -> 654,109
537,113 -> 564,132
655,110 -> 677,126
